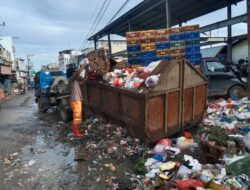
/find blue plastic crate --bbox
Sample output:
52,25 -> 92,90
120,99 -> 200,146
156,56 -> 171,60
169,33 -> 185,41
128,51 -> 141,59
155,42 -> 170,50
128,57 -> 141,65
185,39 -> 200,46
170,41 -> 185,48
127,45 -> 141,52
141,56 -> 157,61
141,50 -> 156,58
185,32 -> 200,40
142,59 -> 158,66
185,53 -> 201,60
185,45 -> 200,55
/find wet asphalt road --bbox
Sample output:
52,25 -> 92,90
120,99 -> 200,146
0,91 -> 123,190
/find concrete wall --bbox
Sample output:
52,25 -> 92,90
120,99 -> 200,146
232,39 -> 248,64
97,41 -> 127,54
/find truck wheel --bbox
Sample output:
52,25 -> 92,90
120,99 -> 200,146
228,85 -> 245,99
59,108 -> 73,122
37,97 -> 50,112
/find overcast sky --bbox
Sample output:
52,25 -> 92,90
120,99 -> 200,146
0,0 -> 247,70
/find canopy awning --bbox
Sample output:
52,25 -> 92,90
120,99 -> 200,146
88,0 -> 244,40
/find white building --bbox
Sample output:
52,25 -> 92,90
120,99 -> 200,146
15,58 -> 28,85
58,49 -> 81,70
97,40 -> 127,54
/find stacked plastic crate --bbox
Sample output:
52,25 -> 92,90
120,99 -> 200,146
155,29 -> 171,61
126,24 -> 201,66
169,27 -> 186,59
126,31 -> 141,65
183,25 -> 201,65
140,30 -> 156,66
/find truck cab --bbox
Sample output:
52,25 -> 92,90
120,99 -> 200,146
200,58 -> 247,98
34,70 -> 67,111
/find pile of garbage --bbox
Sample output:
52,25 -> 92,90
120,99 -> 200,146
103,61 -> 161,91
136,131 -> 250,190
203,97 -> 250,130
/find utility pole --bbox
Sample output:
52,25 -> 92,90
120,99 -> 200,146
27,54 -> 34,88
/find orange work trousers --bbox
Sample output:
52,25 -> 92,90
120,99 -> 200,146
70,101 -> 83,124
70,101 -> 83,137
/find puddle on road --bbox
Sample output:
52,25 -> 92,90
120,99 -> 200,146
21,134 -> 76,174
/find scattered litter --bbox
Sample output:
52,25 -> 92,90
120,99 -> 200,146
104,163 -> 116,172
28,159 -> 36,166
30,148 -> 47,154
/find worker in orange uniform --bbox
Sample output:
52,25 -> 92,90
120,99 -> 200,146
66,59 -> 89,138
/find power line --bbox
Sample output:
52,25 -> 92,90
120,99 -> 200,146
79,0 -> 109,50
81,0 -> 112,50
81,0 -> 132,50
78,0 -> 101,50
107,0 -> 131,25
89,0 -> 112,36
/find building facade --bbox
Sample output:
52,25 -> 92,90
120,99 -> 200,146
58,49 -> 81,70
97,40 -> 127,55
0,37 -> 15,94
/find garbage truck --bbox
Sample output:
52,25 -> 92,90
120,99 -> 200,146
34,70 -> 72,121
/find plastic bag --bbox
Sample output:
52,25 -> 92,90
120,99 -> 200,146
145,75 -> 160,87
177,165 -> 193,179
200,170 -> 214,183
172,179 -> 206,190
144,61 -> 160,73
175,137 -> 195,150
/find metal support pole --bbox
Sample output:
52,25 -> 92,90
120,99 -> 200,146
128,20 -> 131,32
94,37 -> 97,50
227,1 -> 232,63
247,0 -> 250,93
107,34 -> 112,58
165,0 -> 171,28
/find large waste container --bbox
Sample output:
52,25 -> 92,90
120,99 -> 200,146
81,58 -> 207,143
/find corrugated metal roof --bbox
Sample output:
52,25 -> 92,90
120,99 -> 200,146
89,0 -> 244,40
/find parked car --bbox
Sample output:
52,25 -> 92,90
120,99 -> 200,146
200,58 -> 247,98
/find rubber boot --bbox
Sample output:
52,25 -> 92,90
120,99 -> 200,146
72,123 -> 84,139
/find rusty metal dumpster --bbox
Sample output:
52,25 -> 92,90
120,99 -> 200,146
81,58 -> 207,143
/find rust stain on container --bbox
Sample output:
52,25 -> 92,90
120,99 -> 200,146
81,59 -> 207,143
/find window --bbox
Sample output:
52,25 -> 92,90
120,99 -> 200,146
206,61 -> 228,72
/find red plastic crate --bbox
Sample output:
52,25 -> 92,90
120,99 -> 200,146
126,31 -> 141,39
155,36 -> 169,42
170,48 -> 185,57
156,49 -> 171,56
169,27 -> 185,34
141,30 -> 155,39
126,39 -> 141,45
155,29 -> 170,37
140,38 -> 155,44
182,25 -> 200,32
141,43 -> 156,51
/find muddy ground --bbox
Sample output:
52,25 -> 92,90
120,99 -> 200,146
0,91 -> 145,190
